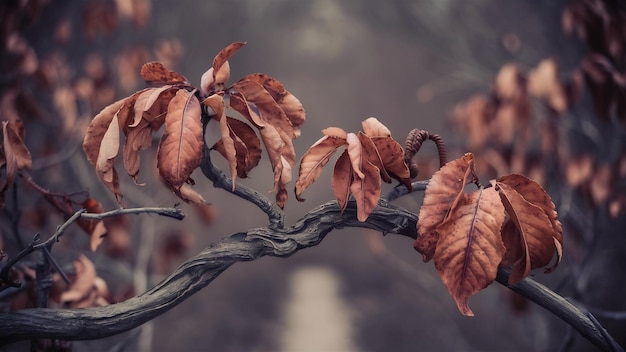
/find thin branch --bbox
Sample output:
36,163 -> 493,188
200,144 -> 284,228
384,180 -> 429,202
0,199 -> 622,352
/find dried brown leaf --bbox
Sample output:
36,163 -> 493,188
332,150 -> 353,212
350,160 -> 381,222
361,117 -> 391,138
357,132 -> 391,183
140,61 -> 187,85
346,133 -> 365,179
212,117 -> 262,178
204,94 -> 237,187
415,153 -> 477,261
495,182 -> 558,284
434,187 -> 506,316
295,131 -> 347,201
157,89 -> 203,190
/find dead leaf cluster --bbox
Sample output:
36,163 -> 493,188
295,118 -> 410,221
414,153 -> 563,316
83,42 -> 306,209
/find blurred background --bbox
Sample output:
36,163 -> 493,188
1,0 -> 625,351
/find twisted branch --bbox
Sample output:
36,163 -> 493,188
0,199 -> 622,351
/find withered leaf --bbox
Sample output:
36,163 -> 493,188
434,187 -> 506,316
371,136 -> 410,185
357,131 -> 391,183
415,153 -> 477,261
212,117 -> 262,178
362,117 -> 391,138
140,61 -> 187,85
346,133 -> 365,179
495,181 -> 557,284
350,160 -> 381,222
212,42 -> 246,84
332,150 -> 353,212
229,91 -> 266,128
496,173 -> 563,264
83,98 -> 126,167
157,89 -> 203,190
239,73 -> 305,137
295,130 -> 347,201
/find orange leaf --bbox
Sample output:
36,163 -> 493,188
83,98 -> 126,167
434,187 -> 506,316
332,150 -> 353,212
295,130 -> 347,201
212,117 -> 262,178
371,136 -> 410,184
350,160 -> 381,222
212,42 -> 246,84
495,182 -> 557,284
238,73 -> 305,137
415,153 -> 477,261
140,61 -> 187,85
357,131 -> 391,183
496,174 -> 563,272
346,133 -> 365,179
157,89 -> 203,190
228,91 -> 266,128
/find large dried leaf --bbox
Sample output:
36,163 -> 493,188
371,136 -> 410,184
259,123 -> 286,192
495,182 -> 557,284
332,150 -> 353,212
357,131 -> 391,183
350,160 -> 381,222
212,117 -> 262,178
229,91 -> 266,128
157,89 -> 203,190
496,174 -> 563,257
239,73 -> 305,137
83,99 -> 126,167
233,79 -> 295,140
212,42 -> 246,83
131,85 -> 175,126
140,61 -> 187,85
434,187 -> 506,316
295,130 -> 347,201
415,153 -> 477,261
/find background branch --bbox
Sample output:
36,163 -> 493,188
0,199 -> 621,351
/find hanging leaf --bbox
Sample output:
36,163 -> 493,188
295,129 -> 347,201
238,73 -> 306,137
332,150 -> 353,212
83,98 -> 126,168
361,117 -> 391,138
350,160 -> 381,222
212,117 -> 262,178
228,91 -> 266,128
415,153 -> 477,261
494,181 -> 557,284
140,61 -> 187,85
434,187 -> 506,316
357,131 -> 391,183
212,42 -> 246,83
157,89 -> 203,190
496,174 -> 563,271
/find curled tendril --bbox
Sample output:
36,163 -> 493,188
404,129 -> 447,178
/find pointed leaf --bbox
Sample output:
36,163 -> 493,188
357,132 -> 391,183
332,150 -> 353,212
228,91 -> 266,128
140,61 -> 187,85
415,153 -> 477,261
496,174 -> 563,274
434,187 -> 506,316
212,117 -> 262,178
295,133 -> 347,201
350,160 -> 381,222
83,98 -> 126,167
212,42 -> 246,83
239,73 -> 305,137
371,136 -> 410,184
495,182 -> 556,284
346,133 -> 365,179
157,89 -> 203,190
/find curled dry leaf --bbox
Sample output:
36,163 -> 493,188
346,133 -> 365,179
204,94 -> 237,187
212,42 -> 246,85
212,117 -> 262,178
295,129 -> 347,201
350,159 -> 381,222
361,117 -> 391,137
332,150 -> 353,212
83,98 -> 126,205
415,153 -> 477,262
238,73 -> 306,137
157,89 -> 203,191
358,131 -> 391,183
434,187 -> 506,316
494,181 -> 558,284
140,61 -> 187,85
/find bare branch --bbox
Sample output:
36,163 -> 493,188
0,199 -> 622,352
